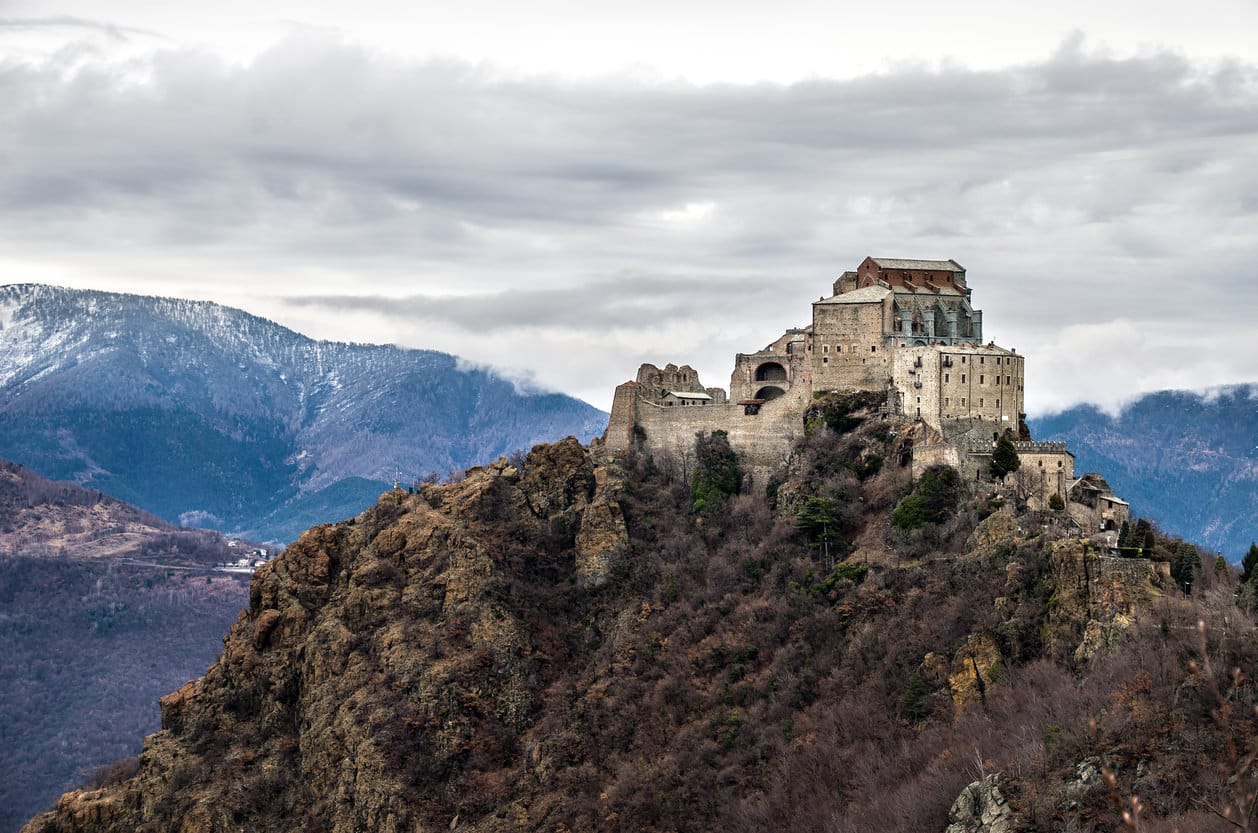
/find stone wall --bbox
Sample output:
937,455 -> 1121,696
934,347 -> 1023,428
604,363 -> 808,487
810,294 -> 894,391
634,363 -> 709,395
632,395 -> 802,486
910,423 -> 964,479
887,345 -> 1023,432
605,381 -> 639,452
729,350 -> 807,403
1014,442 -> 1075,501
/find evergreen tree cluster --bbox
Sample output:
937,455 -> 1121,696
890,465 -> 962,531
989,431 -> 1021,479
690,430 -> 742,514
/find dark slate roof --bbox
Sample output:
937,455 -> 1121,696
871,258 -> 965,272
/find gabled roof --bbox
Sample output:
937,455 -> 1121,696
816,285 -> 891,305
871,258 -> 965,272
891,284 -> 965,297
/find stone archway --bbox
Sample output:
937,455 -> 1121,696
755,385 -> 786,401
755,362 -> 787,382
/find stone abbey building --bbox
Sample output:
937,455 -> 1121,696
604,256 -> 1128,532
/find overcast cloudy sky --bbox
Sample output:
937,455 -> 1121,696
2,1 -> 1256,414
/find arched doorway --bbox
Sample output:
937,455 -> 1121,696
755,385 -> 786,401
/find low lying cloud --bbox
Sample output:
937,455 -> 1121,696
1,32 -> 1255,412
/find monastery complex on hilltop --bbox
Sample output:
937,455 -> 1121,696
603,256 -> 1129,533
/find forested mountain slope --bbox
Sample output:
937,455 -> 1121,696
1030,385 -> 1258,560
0,459 -> 250,833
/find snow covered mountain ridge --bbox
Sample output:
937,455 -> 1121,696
0,284 -> 607,541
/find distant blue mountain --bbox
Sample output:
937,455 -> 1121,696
1030,386 -> 1258,560
0,284 -> 607,542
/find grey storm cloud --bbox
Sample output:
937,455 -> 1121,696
285,274 -> 791,331
1,33 -> 1256,412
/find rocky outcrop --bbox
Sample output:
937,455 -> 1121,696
17,430 -> 1240,833
574,498 -> 627,589
966,511 -> 1020,554
21,440 -> 624,833
945,775 -> 1016,833
948,632 -> 1002,710
1041,538 -> 1172,663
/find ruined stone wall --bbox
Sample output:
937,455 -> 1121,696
604,363 -> 809,486
729,350 -> 807,403
905,437 -> 961,475
635,363 -> 709,395
631,396 -> 803,486
604,382 -> 641,455
809,297 -> 894,391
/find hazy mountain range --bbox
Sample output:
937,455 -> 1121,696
1030,384 -> 1258,560
0,285 -> 606,542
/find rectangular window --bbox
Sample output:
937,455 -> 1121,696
962,356 -> 967,364
944,373 -> 950,382
945,397 -> 949,406
996,399 -> 1001,408
961,374 -> 966,383
823,345 -> 829,353
1006,375 -> 1011,385
961,398 -> 966,406
980,375 -> 985,384
980,398 -> 984,406
871,345 -> 877,353
836,345 -> 841,353
822,356 -> 829,364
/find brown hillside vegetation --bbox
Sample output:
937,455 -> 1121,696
0,458 -> 253,832
0,460 -> 229,564
22,401 -> 1258,833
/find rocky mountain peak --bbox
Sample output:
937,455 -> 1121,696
21,414 -> 1258,833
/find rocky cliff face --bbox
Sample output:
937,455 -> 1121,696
23,438 -> 624,833
20,428 -> 1258,833
1042,537 -> 1172,664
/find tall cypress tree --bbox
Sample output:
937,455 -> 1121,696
989,432 -> 1021,479
1241,542 -> 1258,585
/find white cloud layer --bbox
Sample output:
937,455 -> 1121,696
0,26 -> 1255,414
